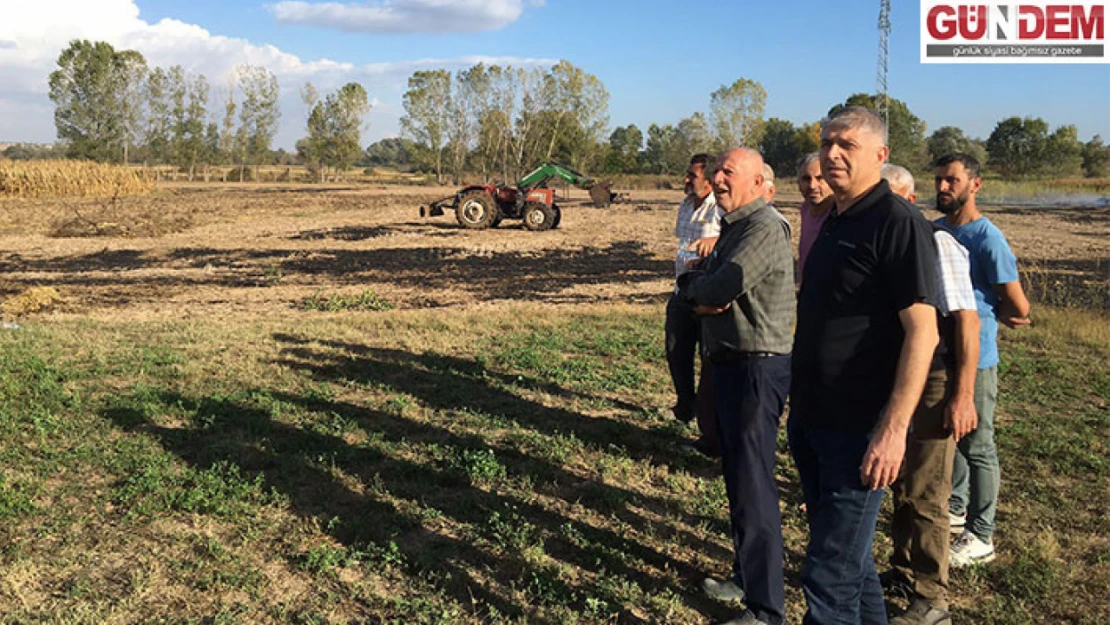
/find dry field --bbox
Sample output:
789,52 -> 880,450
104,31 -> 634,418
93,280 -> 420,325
0,182 -> 1106,319
0,182 -> 1106,624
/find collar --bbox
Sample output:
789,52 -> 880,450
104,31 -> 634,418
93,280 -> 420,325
831,179 -> 891,219
683,191 -> 717,212
722,196 -> 767,225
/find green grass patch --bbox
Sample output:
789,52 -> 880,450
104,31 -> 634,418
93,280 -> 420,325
300,290 -> 395,312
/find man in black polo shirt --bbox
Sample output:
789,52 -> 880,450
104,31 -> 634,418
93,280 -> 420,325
789,107 -> 939,625
678,147 -> 795,625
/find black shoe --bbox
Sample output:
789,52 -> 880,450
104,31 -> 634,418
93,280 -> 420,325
679,437 -> 719,459
879,569 -> 913,597
671,399 -> 695,423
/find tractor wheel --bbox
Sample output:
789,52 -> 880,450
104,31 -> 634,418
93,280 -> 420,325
551,204 -> 562,229
522,201 -> 557,231
456,190 -> 498,229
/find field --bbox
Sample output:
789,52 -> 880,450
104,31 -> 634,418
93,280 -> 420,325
0,182 -> 1106,624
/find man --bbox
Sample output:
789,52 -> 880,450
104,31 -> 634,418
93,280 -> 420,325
678,148 -> 795,625
882,164 -> 980,625
665,153 -> 722,456
762,163 -> 777,204
790,107 -> 939,625
934,152 -> 1031,568
795,153 -> 834,282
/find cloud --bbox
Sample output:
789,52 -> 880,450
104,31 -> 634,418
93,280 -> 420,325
0,0 -> 553,147
269,0 -> 529,34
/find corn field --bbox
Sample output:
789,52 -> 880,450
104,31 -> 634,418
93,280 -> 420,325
0,159 -> 152,199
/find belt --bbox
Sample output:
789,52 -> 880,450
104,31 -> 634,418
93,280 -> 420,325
708,350 -> 782,364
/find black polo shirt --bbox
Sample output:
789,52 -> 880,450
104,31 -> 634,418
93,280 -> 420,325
791,179 -> 939,433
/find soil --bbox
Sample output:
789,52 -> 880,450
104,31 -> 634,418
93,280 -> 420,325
0,182 -> 1106,321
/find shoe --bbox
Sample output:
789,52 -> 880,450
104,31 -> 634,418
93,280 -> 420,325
672,400 -> 695,423
879,568 -> 913,597
890,598 -> 952,625
950,530 -> 996,567
948,511 -> 966,535
679,437 -> 720,459
720,610 -> 768,625
702,576 -> 745,605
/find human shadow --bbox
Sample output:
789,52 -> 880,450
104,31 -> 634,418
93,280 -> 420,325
100,338 -> 739,622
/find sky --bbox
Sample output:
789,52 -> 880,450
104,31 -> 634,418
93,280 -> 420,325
0,0 -> 1107,151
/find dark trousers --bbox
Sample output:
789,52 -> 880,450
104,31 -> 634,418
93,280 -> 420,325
713,354 -> 791,625
890,368 -> 955,608
789,417 -> 888,625
665,293 -> 719,453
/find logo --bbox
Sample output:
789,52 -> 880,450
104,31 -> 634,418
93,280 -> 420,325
921,1 -> 1108,62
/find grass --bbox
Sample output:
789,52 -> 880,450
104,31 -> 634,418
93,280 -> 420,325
300,290 -> 395,312
0,304 -> 1106,623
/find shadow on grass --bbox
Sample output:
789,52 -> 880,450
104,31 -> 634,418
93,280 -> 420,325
101,337 -> 740,622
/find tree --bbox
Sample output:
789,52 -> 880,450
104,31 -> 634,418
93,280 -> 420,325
709,78 -> 767,150
48,39 -> 148,162
365,138 -> 415,169
1081,135 -> 1110,178
986,116 -> 1049,179
1044,125 -> 1083,177
926,125 -> 986,166
401,70 -> 452,183
300,82 -> 372,181
760,118 -> 800,179
534,61 -> 610,171
603,124 -> 643,173
236,65 -> 281,181
829,94 -> 928,171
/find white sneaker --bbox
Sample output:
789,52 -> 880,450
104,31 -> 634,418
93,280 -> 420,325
948,511 -> 966,535
950,530 -> 995,567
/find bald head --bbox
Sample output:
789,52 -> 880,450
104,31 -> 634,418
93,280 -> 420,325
712,148 -> 766,212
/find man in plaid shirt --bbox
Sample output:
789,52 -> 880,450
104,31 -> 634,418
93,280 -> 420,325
882,164 -> 980,625
665,153 -> 723,456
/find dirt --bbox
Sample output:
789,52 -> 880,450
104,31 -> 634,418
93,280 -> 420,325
0,182 -> 1106,321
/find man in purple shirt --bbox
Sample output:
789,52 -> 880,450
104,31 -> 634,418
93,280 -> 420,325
795,153 -> 833,283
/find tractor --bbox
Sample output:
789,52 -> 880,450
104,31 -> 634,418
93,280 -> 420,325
418,162 -> 618,231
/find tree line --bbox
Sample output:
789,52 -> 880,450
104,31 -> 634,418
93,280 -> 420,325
25,39 -> 1110,182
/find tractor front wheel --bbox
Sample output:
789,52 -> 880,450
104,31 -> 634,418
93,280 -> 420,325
456,191 -> 498,229
522,202 -> 557,231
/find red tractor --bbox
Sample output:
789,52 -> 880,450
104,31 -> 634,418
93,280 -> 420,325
419,162 -> 616,231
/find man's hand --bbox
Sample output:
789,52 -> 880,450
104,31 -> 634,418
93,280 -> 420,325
860,423 -> 907,490
1000,315 -> 1030,329
689,236 -> 718,258
945,392 -> 978,441
693,304 -> 729,316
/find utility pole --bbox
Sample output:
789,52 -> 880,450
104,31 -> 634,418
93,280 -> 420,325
877,0 -> 892,143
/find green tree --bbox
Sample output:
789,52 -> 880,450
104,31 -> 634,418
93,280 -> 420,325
1044,125 -> 1083,177
170,69 -> 210,179
709,78 -> 767,150
401,70 -> 452,182
236,65 -> 281,181
300,82 -> 372,181
760,118 -> 800,179
926,125 -> 986,166
829,94 -> 928,171
603,124 -> 643,173
1081,135 -> 1110,178
986,116 -> 1049,179
48,39 -> 148,162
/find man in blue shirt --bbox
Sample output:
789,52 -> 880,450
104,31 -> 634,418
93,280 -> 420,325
933,153 -> 1031,568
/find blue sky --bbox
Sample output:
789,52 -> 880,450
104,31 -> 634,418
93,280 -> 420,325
1,0 -> 1107,150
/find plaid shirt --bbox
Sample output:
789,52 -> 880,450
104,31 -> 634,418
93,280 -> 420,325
674,193 -> 721,278
678,198 -> 796,356
934,230 -> 976,315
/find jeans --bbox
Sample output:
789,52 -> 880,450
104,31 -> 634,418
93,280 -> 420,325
950,365 -> 1000,542
665,293 -> 719,453
713,354 -> 791,625
890,368 -> 955,607
789,417 -> 888,625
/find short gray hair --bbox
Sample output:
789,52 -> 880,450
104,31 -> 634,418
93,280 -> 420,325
881,163 -> 915,196
822,106 -> 887,145
762,163 -> 775,188
796,152 -> 820,177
